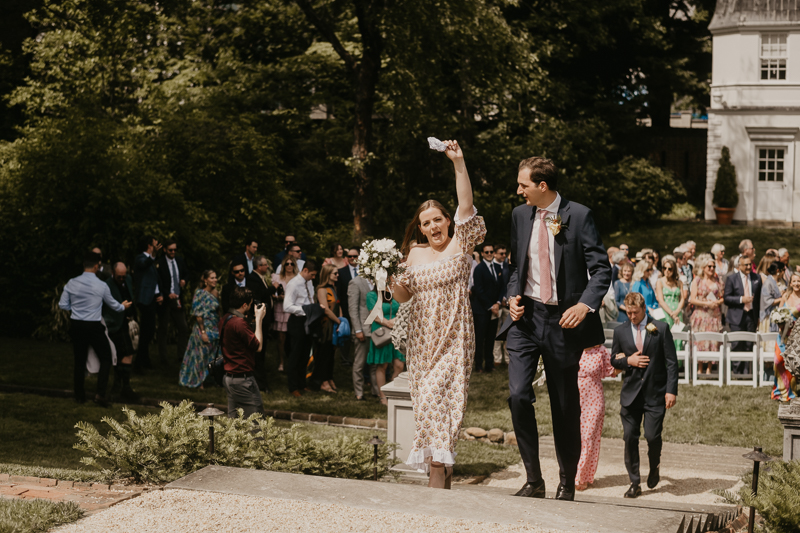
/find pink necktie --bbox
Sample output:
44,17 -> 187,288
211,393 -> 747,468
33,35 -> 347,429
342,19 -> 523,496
635,325 -> 643,352
744,276 -> 752,311
539,210 -> 552,303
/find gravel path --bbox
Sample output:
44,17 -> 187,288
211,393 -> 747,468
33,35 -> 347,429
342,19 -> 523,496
55,490 -> 590,533
481,457 -> 743,505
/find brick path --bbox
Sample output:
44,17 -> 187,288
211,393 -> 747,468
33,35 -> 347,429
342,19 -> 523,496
0,474 -> 147,513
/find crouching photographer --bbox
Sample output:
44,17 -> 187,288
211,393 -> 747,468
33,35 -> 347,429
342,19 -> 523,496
220,287 -> 267,418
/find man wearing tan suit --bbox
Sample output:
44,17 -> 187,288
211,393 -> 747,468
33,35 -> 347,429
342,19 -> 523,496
349,273 -> 379,400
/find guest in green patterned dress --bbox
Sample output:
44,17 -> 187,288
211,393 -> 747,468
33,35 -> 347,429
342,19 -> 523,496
179,270 -> 221,388
367,289 -> 406,405
655,258 -> 686,351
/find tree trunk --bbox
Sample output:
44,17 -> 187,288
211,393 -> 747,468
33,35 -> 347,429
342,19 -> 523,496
351,55 -> 379,241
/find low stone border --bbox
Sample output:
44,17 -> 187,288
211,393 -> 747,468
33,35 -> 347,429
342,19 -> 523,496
0,383 -> 387,431
460,427 -> 517,446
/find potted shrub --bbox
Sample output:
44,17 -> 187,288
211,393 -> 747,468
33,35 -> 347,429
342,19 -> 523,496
712,146 -> 738,225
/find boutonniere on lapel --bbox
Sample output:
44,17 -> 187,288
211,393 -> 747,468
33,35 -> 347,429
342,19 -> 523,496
545,215 -> 568,236
646,323 -> 658,335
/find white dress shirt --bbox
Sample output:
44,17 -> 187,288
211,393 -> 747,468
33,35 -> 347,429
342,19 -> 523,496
236,279 -> 246,288
524,193 -> 561,303
167,257 -> 180,294
284,274 -> 314,316
630,319 -> 647,351
245,253 -> 254,274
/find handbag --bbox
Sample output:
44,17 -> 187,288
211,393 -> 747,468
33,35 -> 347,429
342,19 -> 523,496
372,326 -> 393,348
128,319 -> 140,351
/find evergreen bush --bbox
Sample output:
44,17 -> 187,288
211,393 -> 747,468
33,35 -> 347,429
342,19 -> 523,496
74,401 -> 395,484
717,460 -> 800,533
713,146 -> 739,208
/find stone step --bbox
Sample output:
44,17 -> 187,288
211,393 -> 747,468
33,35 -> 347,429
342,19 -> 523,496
167,465 -> 738,533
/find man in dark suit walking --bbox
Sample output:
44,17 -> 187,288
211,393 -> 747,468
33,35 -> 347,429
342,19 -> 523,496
610,292 -> 678,498
133,236 -> 163,371
724,255 -> 761,374
472,243 -> 503,373
157,239 -> 190,364
498,157 -> 611,501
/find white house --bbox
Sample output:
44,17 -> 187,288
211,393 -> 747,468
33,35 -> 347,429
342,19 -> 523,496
706,0 -> 800,225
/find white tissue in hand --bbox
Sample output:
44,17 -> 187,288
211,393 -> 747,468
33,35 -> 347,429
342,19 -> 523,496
427,137 -> 447,152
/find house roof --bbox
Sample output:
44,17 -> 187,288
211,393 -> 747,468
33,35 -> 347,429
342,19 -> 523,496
709,0 -> 800,31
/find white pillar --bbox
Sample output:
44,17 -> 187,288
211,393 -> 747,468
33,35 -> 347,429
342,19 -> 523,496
382,372 -> 426,481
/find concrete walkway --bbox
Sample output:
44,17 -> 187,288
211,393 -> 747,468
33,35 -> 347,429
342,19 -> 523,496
156,465 -> 719,533
479,436 -> 751,506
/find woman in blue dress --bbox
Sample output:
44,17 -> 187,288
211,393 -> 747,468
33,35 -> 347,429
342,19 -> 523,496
179,270 -> 221,388
631,260 -> 659,314
614,261 -> 634,322
367,289 -> 406,406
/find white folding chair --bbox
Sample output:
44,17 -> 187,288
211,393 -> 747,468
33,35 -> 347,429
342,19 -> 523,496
673,331 -> 691,385
691,332 -> 725,386
603,329 -> 615,350
758,332 -> 779,387
602,329 -> 622,381
725,332 -> 758,387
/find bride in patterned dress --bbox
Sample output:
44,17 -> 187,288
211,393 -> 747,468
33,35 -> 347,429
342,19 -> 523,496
392,140 -> 486,489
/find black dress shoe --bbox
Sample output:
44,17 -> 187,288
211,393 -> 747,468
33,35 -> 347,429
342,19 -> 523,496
624,484 -> 642,498
647,466 -> 660,489
554,483 -> 575,501
513,480 -> 545,498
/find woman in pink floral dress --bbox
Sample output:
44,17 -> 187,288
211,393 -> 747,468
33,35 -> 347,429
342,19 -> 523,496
688,253 -> 724,375
393,140 -> 485,490
575,345 -> 618,490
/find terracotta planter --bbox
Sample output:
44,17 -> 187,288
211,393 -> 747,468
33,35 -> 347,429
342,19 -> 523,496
714,206 -> 736,225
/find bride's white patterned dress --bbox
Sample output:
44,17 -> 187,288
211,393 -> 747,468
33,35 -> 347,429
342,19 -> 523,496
397,207 -> 486,470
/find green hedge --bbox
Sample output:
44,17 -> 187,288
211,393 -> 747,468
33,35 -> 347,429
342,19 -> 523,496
74,401 -> 395,484
0,498 -> 83,533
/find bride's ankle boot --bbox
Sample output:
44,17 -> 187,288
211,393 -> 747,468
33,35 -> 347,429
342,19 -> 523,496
428,462 -> 446,489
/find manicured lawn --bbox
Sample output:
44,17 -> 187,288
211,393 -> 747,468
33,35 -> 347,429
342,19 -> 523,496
0,334 -> 786,476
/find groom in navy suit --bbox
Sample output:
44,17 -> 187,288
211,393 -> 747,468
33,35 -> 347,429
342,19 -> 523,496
498,157 -> 611,501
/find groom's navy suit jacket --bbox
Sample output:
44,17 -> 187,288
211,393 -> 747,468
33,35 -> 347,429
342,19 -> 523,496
610,318 -> 679,408
498,197 -> 611,365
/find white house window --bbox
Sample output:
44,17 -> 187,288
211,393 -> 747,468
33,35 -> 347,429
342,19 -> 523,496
758,148 -> 785,182
760,34 -> 787,80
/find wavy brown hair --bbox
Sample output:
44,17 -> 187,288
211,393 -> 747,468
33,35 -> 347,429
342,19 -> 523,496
400,200 -> 454,257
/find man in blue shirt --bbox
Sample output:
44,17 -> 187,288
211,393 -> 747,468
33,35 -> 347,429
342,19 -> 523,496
59,251 -> 132,405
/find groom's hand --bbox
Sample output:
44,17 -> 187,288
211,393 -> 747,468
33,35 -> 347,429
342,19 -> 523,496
559,303 -> 589,329
509,296 -> 524,321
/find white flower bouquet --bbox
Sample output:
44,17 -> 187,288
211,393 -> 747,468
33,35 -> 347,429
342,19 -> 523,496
358,238 -> 405,325
770,306 -> 800,339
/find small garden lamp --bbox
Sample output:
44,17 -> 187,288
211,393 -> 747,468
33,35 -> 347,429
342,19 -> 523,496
742,446 -> 772,533
199,404 -> 225,457
368,435 -> 384,481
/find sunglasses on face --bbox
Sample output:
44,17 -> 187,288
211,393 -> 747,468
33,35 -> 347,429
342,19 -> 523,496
664,267 -> 673,271
347,254 -> 359,258
233,269 -> 245,274
167,248 -> 177,252
483,250 -> 494,254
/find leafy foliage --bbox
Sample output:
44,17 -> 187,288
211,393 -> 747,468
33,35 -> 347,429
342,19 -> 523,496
74,401 -> 395,484
0,0 -> 705,336
0,498 -> 83,533
713,146 -> 739,208
0,463 -> 102,484
717,460 -> 800,533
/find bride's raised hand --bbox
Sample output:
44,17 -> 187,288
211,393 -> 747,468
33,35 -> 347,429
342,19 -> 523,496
443,140 -> 464,162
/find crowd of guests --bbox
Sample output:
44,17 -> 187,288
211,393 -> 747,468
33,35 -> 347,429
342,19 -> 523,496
58,234 -> 405,413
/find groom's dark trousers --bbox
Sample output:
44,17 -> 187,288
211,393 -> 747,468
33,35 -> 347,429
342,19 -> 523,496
506,297 -> 581,487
